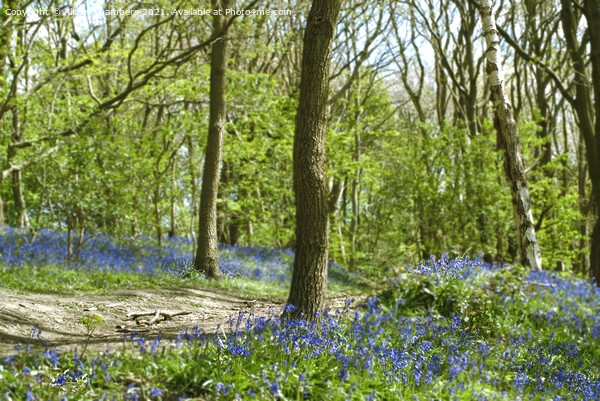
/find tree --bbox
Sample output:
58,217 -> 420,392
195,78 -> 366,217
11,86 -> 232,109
287,0 -> 342,319
194,0 -> 233,279
2,0 -> 31,227
551,0 -> 600,278
580,0 -> 600,283
472,0 -> 592,270
478,0 -> 542,270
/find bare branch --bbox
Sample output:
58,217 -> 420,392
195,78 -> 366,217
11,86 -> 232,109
466,0 -> 575,106
1,145 -> 59,181
87,76 -> 101,106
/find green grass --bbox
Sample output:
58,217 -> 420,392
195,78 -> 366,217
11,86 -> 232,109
0,261 -> 368,299
0,264 -> 189,295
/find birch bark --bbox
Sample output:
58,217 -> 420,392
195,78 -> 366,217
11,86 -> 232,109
479,0 -> 542,270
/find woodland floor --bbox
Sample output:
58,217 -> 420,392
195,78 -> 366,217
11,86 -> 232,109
0,287 -> 353,357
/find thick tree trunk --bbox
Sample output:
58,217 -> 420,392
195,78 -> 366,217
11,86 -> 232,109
287,0 -> 341,320
562,0 -> 600,282
194,0 -> 232,279
479,0 -> 542,270
592,218 -> 600,281
584,0 -> 600,283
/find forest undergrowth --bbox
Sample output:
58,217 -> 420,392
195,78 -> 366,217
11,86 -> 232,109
0,228 -> 599,400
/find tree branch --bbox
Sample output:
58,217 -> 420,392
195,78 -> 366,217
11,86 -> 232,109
1,145 -> 59,181
465,0 -> 575,106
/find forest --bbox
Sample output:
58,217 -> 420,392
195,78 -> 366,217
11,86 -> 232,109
1,0 -> 600,399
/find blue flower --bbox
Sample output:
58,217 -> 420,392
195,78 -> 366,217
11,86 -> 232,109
150,387 -> 163,397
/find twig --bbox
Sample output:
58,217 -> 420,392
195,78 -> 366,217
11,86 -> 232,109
124,377 -> 144,385
126,310 -> 157,319
115,325 -> 150,333
148,310 -> 162,325
126,310 -> 191,326
163,311 -> 191,319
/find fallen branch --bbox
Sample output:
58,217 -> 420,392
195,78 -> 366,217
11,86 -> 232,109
126,310 -> 157,319
115,325 -> 150,333
125,310 -> 191,326
124,377 -> 145,385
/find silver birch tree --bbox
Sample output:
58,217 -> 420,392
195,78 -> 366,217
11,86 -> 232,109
478,0 -> 542,270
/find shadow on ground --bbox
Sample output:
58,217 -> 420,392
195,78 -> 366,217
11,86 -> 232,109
0,287 -> 354,356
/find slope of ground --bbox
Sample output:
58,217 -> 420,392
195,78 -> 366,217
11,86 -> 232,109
0,287 -> 353,357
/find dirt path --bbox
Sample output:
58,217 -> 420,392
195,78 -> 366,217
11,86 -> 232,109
0,287 -> 353,357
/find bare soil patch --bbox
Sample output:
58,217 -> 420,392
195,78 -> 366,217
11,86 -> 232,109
0,287 -> 352,357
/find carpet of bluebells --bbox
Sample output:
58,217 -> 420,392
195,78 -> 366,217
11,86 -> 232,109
1,229 -> 600,400
0,227 -> 357,290
0,227 -> 184,274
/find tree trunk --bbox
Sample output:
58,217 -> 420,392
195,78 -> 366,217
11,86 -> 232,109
287,0 -> 341,320
10,110 -> 30,228
328,178 -> 345,263
153,184 -> 162,247
0,1 -> 17,119
479,0 -> 542,270
584,0 -> 600,283
435,62 -> 448,126
3,13 -> 30,228
187,133 -> 199,254
575,137 -> 589,274
0,196 -> 4,226
562,0 -> 600,282
12,170 -> 29,228
194,0 -> 232,279
217,161 -> 229,244
169,161 -> 176,238
349,133 -> 360,271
